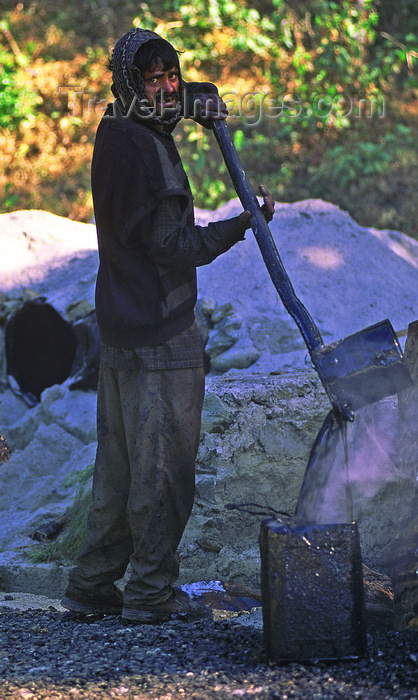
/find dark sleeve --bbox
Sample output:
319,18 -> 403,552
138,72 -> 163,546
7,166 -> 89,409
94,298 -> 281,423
140,196 -> 245,268
92,118 -> 190,245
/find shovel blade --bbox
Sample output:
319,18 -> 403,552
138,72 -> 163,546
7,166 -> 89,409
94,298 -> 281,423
315,319 -> 413,411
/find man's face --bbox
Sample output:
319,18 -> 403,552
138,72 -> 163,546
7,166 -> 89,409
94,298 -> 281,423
142,61 -> 180,118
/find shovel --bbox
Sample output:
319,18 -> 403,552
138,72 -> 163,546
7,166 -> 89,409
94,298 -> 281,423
212,120 -> 413,420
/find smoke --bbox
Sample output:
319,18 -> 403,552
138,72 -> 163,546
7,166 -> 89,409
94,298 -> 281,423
295,322 -> 418,629
295,396 -> 404,526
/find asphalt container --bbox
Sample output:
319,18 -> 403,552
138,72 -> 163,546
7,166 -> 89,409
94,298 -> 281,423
259,519 -> 367,662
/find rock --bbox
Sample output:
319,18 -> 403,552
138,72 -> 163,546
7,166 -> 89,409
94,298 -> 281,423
2,202 -> 418,382
0,423 -> 83,547
195,536 -> 223,553
0,211 -> 100,400
4,298 -> 100,403
205,312 -> 242,359
210,340 -> 260,372
39,385 -> 97,445
0,363 -> 414,596
362,564 -> 394,626
0,429 -> 96,557
0,210 -> 98,294
0,288 -> 41,325
0,387 -> 30,427
196,198 -> 418,373
0,203 -> 417,597
5,385 -> 97,451
47,275 -> 96,323
65,311 -> 100,391
200,392 -> 234,434
30,510 -> 70,542
0,383 -> 97,558
248,314 -> 305,355
0,434 -> 10,464
194,299 -> 212,347
210,303 -> 233,325
201,302 -> 262,373
180,372 -> 330,586
195,474 -> 215,502
200,297 -> 216,317
63,298 -> 96,324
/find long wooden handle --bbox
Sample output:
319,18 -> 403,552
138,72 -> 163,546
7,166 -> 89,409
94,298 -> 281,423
212,120 -> 324,354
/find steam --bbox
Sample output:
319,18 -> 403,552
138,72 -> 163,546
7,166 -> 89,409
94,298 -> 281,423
295,321 -> 417,630
295,397 -> 401,526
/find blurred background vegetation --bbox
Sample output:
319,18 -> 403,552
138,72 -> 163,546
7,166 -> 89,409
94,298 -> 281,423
0,0 -> 417,237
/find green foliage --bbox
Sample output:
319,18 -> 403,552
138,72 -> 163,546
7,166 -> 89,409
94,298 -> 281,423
3,183 -> 19,209
63,462 -> 94,488
139,1 -> 415,120
0,0 -> 417,237
316,142 -> 392,188
174,123 -> 232,209
28,462 -> 94,565
312,124 -> 414,189
373,31 -> 418,92
305,123 -> 417,234
0,20 -> 40,130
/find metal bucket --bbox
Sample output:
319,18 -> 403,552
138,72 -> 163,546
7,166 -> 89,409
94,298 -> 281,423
259,519 -> 367,662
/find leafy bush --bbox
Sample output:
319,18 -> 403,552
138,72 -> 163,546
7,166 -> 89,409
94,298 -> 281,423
0,1 -> 417,237
0,19 -> 40,129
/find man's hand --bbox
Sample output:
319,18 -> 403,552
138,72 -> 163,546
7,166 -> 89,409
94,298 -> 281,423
185,82 -> 228,129
259,184 -> 275,222
239,184 -> 275,230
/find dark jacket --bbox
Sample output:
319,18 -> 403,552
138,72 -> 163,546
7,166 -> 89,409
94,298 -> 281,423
92,106 -> 244,348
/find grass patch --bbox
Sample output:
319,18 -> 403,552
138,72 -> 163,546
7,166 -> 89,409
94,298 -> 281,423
28,463 -> 93,565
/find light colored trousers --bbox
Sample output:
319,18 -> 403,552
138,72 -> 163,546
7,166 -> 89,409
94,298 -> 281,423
68,360 -> 205,606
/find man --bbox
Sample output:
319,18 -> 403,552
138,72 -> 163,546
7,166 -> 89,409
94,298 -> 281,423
62,27 -> 274,623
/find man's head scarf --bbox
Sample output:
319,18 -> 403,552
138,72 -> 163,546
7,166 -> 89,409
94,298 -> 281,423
110,28 -> 182,125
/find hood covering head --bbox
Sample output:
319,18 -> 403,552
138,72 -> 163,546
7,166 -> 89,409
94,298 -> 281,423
110,27 -> 182,125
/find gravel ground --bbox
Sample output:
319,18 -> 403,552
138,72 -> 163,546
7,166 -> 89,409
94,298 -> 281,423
0,606 -> 416,699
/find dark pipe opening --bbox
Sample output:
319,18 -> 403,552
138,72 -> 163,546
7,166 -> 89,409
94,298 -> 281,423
5,300 -> 78,401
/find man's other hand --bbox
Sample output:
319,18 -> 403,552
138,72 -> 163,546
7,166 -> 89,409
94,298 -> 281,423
238,184 -> 275,230
259,184 -> 275,222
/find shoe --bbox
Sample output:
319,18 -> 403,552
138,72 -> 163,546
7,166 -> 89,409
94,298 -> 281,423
61,584 -> 123,615
122,588 -> 211,623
